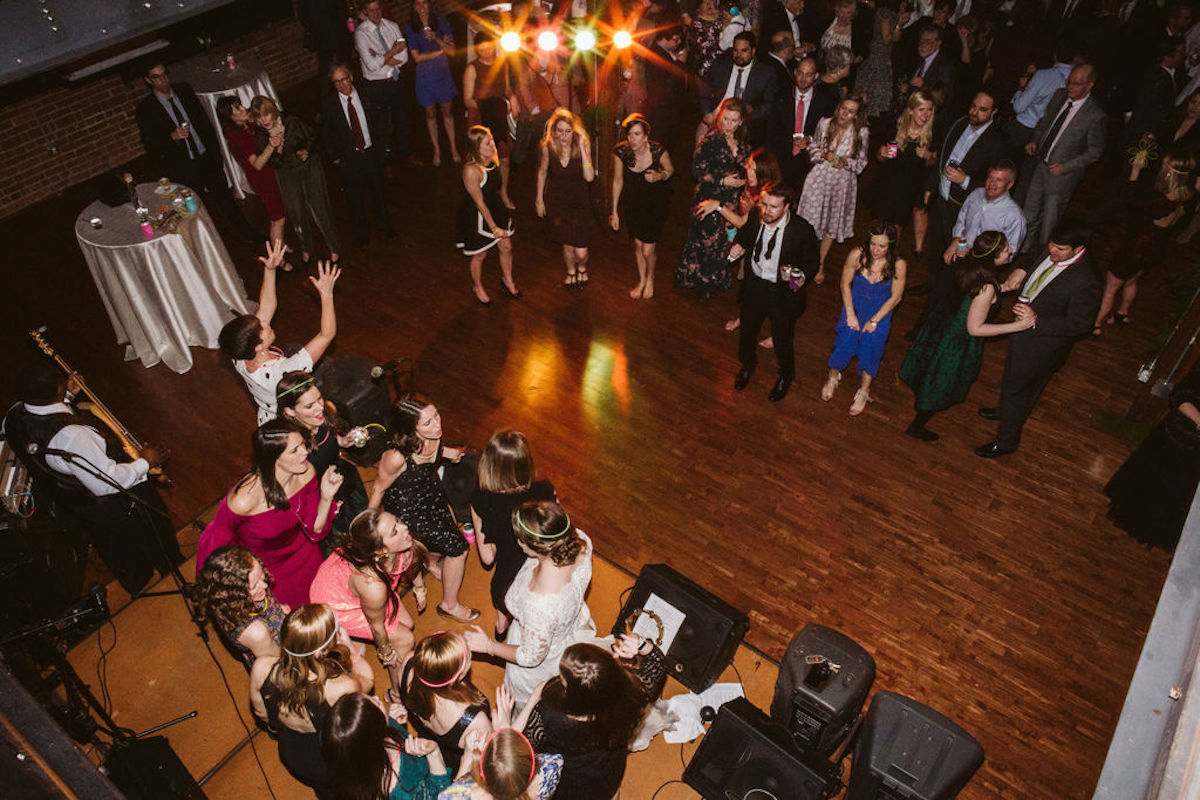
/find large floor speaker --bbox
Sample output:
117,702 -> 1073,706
683,697 -> 839,800
847,691 -> 984,800
105,736 -> 205,799
315,356 -> 393,466
612,564 -> 748,692
771,624 -> 876,760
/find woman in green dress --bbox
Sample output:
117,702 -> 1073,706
899,231 -> 1035,442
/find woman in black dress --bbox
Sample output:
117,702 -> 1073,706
502,635 -> 667,800
369,397 -> 479,622
456,125 -> 518,307
870,91 -> 936,260
536,108 -> 596,288
610,114 -> 675,299
249,604 -> 374,798
470,430 -> 556,642
276,371 -> 368,544
1106,364 -> 1200,550
1094,148 -> 1195,335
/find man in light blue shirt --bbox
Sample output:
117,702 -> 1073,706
1010,52 -> 1074,143
946,162 -> 1026,262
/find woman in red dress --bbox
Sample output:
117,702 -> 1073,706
216,96 -> 290,264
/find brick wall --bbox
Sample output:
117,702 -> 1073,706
0,17 -> 318,220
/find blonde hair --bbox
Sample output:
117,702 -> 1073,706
466,125 -> 499,168
270,605 -> 351,717
541,108 -> 587,162
894,90 -> 934,152
1158,149 -> 1197,203
473,728 -> 536,800
249,95 -> 280,123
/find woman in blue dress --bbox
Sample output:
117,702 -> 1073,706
407,0 -> 461,166
821,221 -> 907,415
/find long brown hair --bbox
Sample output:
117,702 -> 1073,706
541,108 -> 587,162
948,230 -> 1008,312
401,632 -> 487,724
341,509 -> 427,625
855,220 -> 900,281
822,96 -> 864,157
270,604 -> 352,717
512,500 -> 582,566
539,643 -> 648,749
194,546 -> 271,633
478,430 -> 535,492
234,419 -> 308,510
323,692 -> 406,800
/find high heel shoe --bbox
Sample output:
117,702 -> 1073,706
503,283 -> 522,299
473,286 -> 492,306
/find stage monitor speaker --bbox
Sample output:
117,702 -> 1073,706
683,696 -> 839,800
847,691 -> 984,800
612,563 -> 748,693
771,623 -> 876,760
105,736 -> 205,799
315,356 -> 394,466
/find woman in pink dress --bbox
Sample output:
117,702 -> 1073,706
310,508 -> 427,696
197,419 -> 343,608
798,95 -> 869,284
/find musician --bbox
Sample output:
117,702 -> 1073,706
4,361 -> 184,595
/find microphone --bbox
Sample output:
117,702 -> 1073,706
25,443 -> 75,459
370,358 -> 406,380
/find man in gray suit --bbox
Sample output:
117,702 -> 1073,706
1020,64 -> 1106,253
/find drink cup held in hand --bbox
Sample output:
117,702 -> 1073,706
783,265 -> 805,291
348,427 -> 369,448
886,143 -> 898,158
460,522 -> 476,545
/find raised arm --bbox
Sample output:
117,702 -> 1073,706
301,260 -> 341,363
255,240 -> 285,325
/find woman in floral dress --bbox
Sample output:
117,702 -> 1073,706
674,98 -> 751,299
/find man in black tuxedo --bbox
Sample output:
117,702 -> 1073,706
767,56 -> 838,195
916,90 -> 1008,293
134,62 -> 258,241
763,30 -> 795,88
730,182 -> 821,402
321,64 -> 395,247
701,32 -> 782,146
976,222 -> 1101,457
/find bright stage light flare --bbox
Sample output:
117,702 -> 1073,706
537,29 -> 559,51
500,31 -> 521,52
613,29 -> 633,49
574,29 -> 596,51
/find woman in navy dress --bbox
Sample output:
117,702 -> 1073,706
407,0 -> 460,166
821,221 -> 907,416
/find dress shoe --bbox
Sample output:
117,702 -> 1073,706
977,407 -> 999,421
974,441 -> 1016,458
503,284 -> 523,299
768,376 -> 792,402
905,423 -> 939,442
734,367 -> 753,390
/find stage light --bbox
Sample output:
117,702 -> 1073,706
574,29 -> 596,51
537,29 -> 559,51
613,29 -> 633,49
500,30 -> 521,52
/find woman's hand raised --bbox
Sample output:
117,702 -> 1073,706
320,465 -> 345,500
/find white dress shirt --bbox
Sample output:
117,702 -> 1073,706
20,402 -> 149,497
356,17 -> 409,80
339,88 -> 374,149
723,62 -> 755,101
750,212 -> 789,281
1042,95 -> 1089,160
1020,247 -> 1086,300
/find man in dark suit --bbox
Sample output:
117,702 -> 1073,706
640,26 -> 688,147
730,182 -> 821,402
702,32 -> 782,146
321,64 -> 395,247
761,0 -> 821,60
763,29 -> 795,88
899,24 -> 956,113
917,90 -> 1008,292
767,56 -> 838,195
134,62 -> 259,241
976,222 -> 1102,457
1021,63 -> 1106,253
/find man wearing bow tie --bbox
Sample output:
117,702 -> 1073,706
729,183 -> 820,402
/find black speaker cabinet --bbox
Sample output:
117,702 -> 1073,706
315,356 -> 394,466
771,623 -> 876,760
105,736 -> 205,799
683,697 -> 839,800
847,691 -> 984,800
612,563 -> 748,692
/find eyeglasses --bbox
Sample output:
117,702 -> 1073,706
333,77 -> 352,84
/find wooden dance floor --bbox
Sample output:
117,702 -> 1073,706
0,89 -> 1176,798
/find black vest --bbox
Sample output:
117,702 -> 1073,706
4,404 -> 128,500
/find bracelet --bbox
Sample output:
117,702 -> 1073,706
377,643 -> 399,668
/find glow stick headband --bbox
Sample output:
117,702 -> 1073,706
417,632 -> 470,687
284,622 -> 339,658
278,376 -> 315,399
515,510 -> 571,540
479,728 -> 536,788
